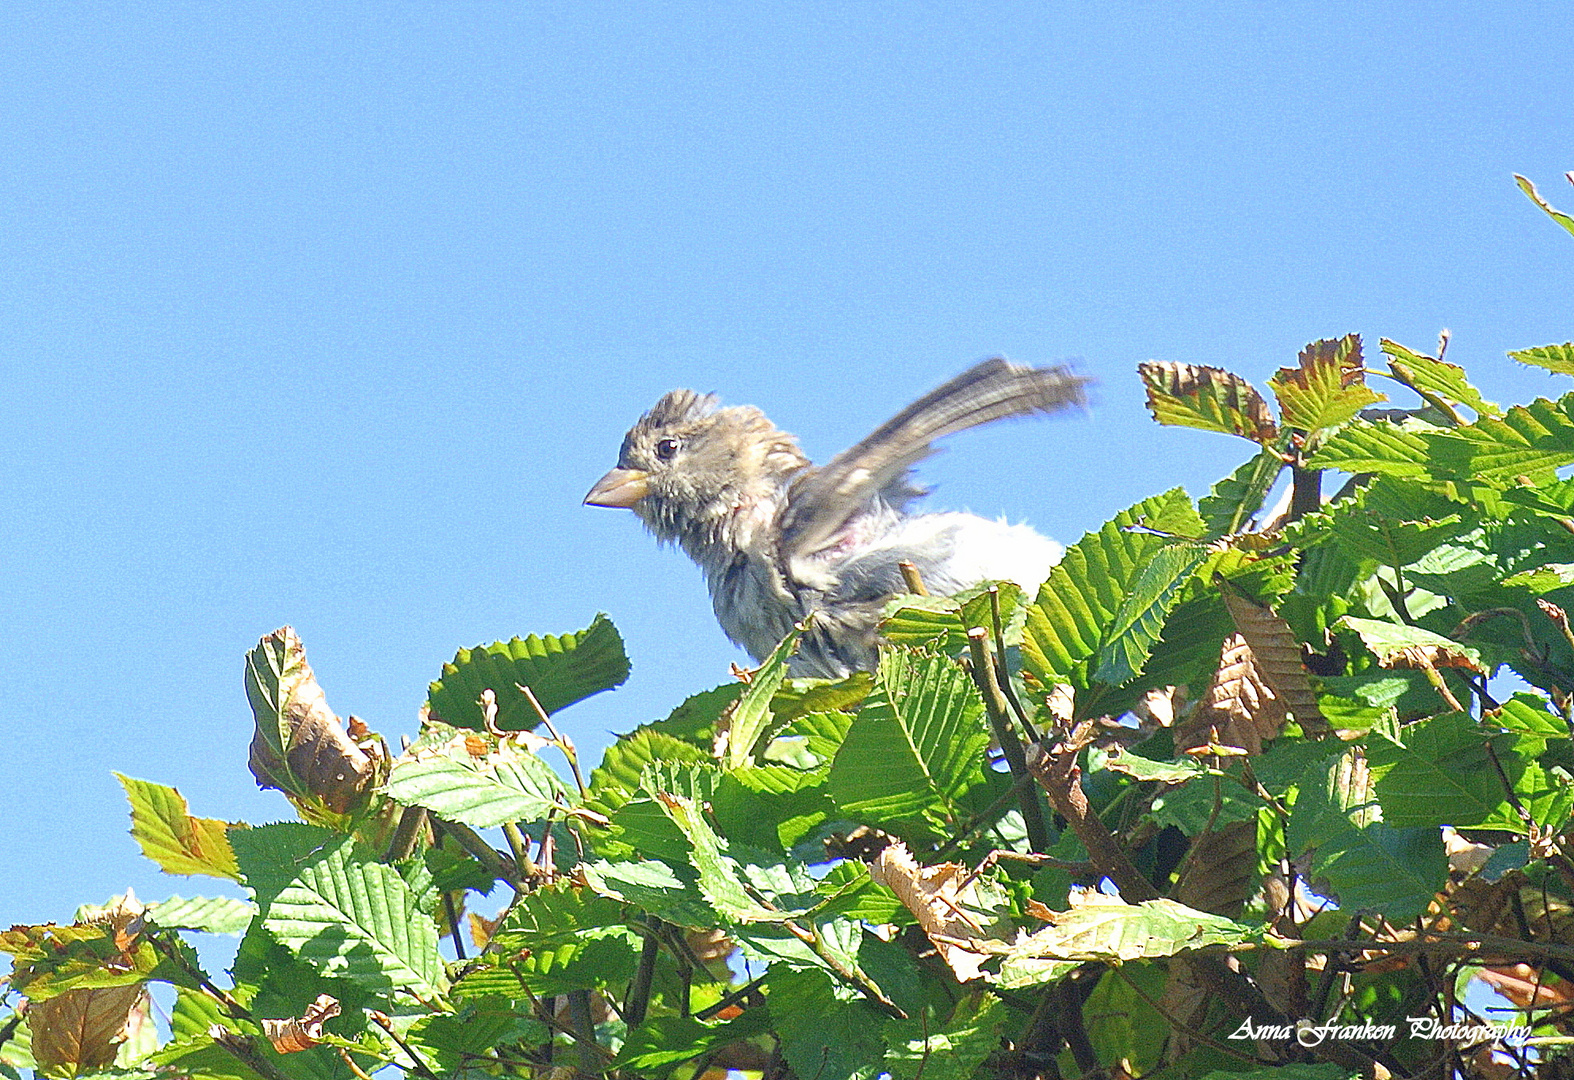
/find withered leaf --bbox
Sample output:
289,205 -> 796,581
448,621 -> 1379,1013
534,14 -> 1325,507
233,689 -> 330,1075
261,994 -> 340,1053
1138,362 -> 1279,443
246,627 -> 382,813
28,984 -> 148,1071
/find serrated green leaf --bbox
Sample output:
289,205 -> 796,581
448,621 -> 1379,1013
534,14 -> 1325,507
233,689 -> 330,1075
657,792 -> 807,923
1337,617 -> 1483,673
1138,362 -> 1278,442
1510,342 -> 1574,376
994,896 -> 1258,989
479,885 -> 642,996
615,1011 -> 775,1070
1269,335 -> 1385,435
1423,394 -> 1574,482
1516,173 -> 1574,239
1100,748 -> 1210,784
1369,712 -> 1572,831
148,897 -> 255,935
579,859 -> 717,928
385,738 -> 567,828
769,966 -> 888,1080
1022,488 -> 1201,692
1381,338 -> 1501,418
244,832 -> 443,995
827,650 -> 989,836
114,774 -> 241,880
649,682 -> 745,743
426,613 -> 629,730
884,995 -> 1008,1080
1501,562 -> 1574,594
585,727 -> 710,823
1492,694 -> 1571,739
1310,818 -> 1447,924
725,622 -> 804,768
1094,542 -> 1210,685
1198,449 -> 1285,536
1304,418 -> 1436,477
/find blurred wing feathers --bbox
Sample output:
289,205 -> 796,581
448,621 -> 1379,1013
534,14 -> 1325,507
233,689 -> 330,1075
780,358 -> 1088,562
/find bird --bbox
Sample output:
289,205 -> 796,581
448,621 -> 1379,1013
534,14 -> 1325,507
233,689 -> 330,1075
584,358 -> 1090,678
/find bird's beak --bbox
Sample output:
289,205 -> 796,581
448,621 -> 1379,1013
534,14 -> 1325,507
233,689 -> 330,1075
584,467 -> 652,509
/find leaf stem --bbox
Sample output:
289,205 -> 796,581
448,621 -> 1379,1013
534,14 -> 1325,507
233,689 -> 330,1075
966,628 -> 1050,852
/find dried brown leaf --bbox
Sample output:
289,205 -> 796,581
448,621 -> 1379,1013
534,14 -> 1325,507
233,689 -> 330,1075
28,984 -> 148,1071
261,994 -> 340,1053
868,843 -> 993,983
248,627 -> 382,812
1179,632 -> 1282,755
1174,820 -> 1257,920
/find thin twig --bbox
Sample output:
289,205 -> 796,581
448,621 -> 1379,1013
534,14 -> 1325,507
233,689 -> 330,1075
988,586 -> 1038,743
383,805 -> 428,862
502,822 -> 535,888
566,989 -> 600,1072
966,627 -> 1050,852
442,890 -> 466,961
369,1011 -> 443,1080
694,972 -> 769,1021
898,560 -> 929,595
623,918 -> 664,1028
522,684 -> 589,799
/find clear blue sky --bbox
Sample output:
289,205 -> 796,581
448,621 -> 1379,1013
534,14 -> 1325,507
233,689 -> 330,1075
2,2 -> 1572,927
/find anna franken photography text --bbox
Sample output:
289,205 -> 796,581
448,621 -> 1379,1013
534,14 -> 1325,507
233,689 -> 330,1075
1229,1016 -> 1535,1049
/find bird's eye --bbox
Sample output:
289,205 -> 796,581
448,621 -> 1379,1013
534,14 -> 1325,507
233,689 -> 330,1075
655,437 -> 681,461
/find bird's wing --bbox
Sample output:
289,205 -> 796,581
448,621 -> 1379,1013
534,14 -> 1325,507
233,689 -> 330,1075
779,358 -> 1090,566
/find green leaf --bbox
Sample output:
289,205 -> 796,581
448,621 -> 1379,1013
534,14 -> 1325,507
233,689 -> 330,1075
478,885 -> 642,996
1022,488 -> 1201,691
882,582 -> 1028,655
585,727 -> 711,824
1381,338 -> 1501,418
1336,617 -> 1484,673
1100,748 -> 1210,784
1304,417 -> 1436,477
114,774 -> 241,880
1423,395 -> 1574,483
238,831 -> 443,996
1198,448 -> 1285,536
1138,362 -> 1278,442
1509,342 -> 1574,376
655,792 -> 801,923
649,682 -> 746,744
147,897 -> 255,935
615,1011 -> 774,1070
827,650 -> 990,836
426,613 -> 629,730
726,622 -> 805,768
1516,173 -> 1574,239
579,859 -> 717,929
1492,694 -> 1570,739
1268,335 -> 1385,435
994,897 -> 1258,989
768,966 -> 888,1080
385,734 -> 567,829
1501,562 -> 1574,594
883,995 -> 1008,1080
1094,541 -> 1210,685
1368,712 -> 1573,831
1312,819 -> 1447,924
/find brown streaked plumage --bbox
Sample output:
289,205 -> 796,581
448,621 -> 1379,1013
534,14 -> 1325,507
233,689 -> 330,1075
585,358 -> 1090,677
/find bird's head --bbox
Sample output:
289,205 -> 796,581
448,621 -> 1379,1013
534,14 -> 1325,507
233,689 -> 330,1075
584,388 -> 811,550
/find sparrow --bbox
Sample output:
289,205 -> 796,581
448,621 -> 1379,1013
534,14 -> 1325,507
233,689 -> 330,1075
584,358 -> 1090,678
